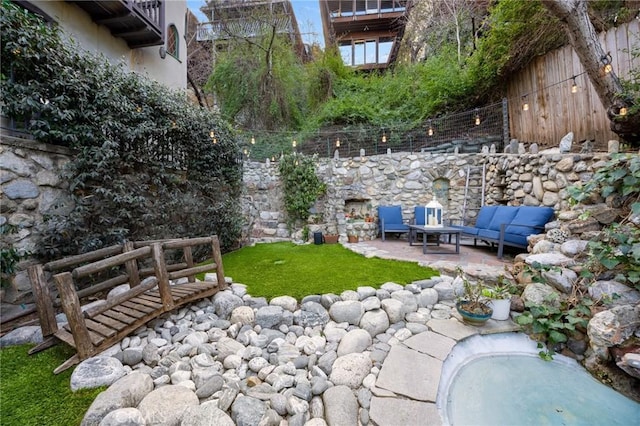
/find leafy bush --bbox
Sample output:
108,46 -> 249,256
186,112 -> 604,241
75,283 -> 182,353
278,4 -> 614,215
1,2 -> 243,259
567,154 -> 640,290
278,153 -> 325,227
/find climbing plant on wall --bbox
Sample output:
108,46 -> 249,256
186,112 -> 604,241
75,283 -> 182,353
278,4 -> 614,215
1,2 -> 243,259
278,153 -> 326,228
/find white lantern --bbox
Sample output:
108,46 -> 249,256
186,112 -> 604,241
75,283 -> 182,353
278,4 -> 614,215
424,195 -> 443,228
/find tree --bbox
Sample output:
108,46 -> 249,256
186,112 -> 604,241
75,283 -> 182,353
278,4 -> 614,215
541,0 -> 639,145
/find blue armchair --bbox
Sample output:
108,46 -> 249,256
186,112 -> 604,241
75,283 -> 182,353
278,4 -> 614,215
378,205 -> 410,241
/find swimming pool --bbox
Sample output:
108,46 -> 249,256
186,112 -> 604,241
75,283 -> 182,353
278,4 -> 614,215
436,333 -> 640,425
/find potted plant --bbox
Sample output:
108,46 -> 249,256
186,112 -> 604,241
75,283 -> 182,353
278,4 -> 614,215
454,266 -> 493,325
347,231 -> 359,243
482,275 -> 516,321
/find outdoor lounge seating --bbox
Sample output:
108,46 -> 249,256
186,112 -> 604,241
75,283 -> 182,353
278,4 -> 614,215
378,205 -> 410,240
451,205 -> 554,258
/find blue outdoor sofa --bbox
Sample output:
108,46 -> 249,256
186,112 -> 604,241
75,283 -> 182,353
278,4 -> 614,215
451,205 -> 555,258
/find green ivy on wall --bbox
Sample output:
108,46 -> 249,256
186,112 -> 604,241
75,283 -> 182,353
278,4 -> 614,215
1,2 -> 243,259
278,153 -> 326,228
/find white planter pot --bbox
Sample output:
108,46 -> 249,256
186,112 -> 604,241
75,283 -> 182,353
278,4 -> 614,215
489,298 -> 511,320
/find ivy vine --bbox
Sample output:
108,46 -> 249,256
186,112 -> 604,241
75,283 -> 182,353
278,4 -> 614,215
278,153 -> 325,228
1,2 -> 243,259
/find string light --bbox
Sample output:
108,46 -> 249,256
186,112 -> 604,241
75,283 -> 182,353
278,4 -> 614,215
251,136 -> 255,144
571,76 -> 578,93
236,70 -> 592,158
619,107 -> 628,116
210,130 -> 217,144
601,53 -> 613,74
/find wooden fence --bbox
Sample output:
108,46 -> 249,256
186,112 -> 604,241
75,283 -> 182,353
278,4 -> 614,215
507,20 -> 639,148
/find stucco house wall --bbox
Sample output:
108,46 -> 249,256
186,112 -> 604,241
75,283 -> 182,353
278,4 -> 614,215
28,0 -> 187,90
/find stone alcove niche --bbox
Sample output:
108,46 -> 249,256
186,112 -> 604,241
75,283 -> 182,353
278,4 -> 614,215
344,198 -> 373,220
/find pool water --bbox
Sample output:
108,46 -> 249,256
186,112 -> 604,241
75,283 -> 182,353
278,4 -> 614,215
437,333 -> 640,425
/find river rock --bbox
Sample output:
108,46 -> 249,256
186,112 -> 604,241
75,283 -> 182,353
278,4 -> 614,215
329,353 -> 371,389
322,385 -> 358,426
137,385 -> 199,425
337,329 -> 372,356
81,372 -> 153,426
181,401 -> 235,426
71,357 -> 127,391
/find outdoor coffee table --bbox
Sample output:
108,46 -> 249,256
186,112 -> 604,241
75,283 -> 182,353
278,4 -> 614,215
408,225 -> 461,254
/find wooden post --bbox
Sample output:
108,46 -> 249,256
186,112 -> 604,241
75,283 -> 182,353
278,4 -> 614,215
123,241 -> 141,288
152,243 -> 174,311
211,236 -> 227,290
183,245 -> 195,283
53,272 -> 95,359
28,264 -> 58,337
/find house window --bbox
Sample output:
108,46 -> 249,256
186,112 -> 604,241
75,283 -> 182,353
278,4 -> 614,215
167,24 -> 179,59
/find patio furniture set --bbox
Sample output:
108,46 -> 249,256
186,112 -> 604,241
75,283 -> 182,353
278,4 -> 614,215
378,205 -> 555,258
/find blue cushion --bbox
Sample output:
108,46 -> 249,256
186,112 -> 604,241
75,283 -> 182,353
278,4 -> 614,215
487,207 -> 520,231
378,206 -> 403,225
451,225 -> 480,236
505,207 -> 555,236
414,206 -> 426,226
383,223 -> 410,232
477,229 -> 527,247
474,206 -> 499,229
503,233 -> 528,247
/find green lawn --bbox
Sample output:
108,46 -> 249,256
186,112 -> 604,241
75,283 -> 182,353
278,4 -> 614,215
0,344 -> 104,426
1,241 -> 437,425
219,241 -> 438,300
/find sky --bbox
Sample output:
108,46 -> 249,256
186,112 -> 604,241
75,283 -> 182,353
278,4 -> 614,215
186,0 -> 324,47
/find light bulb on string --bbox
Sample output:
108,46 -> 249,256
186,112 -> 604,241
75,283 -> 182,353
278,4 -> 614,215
292,140 -> 297,148
601,53 -> 613,74
620,107 -> 628,116
336,138 -> 341,148
522,95 -> 529,111
427,120 -> 433,136
251,136 -> 255,145
571,77 -> 578,93
474,110 -> 481,126
381,131 -> 387,143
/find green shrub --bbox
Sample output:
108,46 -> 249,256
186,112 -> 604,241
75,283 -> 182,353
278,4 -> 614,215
1,2 -> 243,259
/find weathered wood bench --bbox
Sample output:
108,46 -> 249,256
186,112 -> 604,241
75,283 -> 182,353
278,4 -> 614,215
28,236 -> 227,373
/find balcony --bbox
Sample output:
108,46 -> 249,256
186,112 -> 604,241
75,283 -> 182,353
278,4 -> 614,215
197,15 -> 293,41
69,0 -> 164,48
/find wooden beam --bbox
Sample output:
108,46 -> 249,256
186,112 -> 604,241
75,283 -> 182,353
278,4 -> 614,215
53,272 -> 95,359
72,246 -> 151,279
28,264 -> 59,337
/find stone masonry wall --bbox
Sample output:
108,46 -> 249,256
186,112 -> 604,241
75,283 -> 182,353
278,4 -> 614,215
0,136 -> 613,301
243,151 -> 612,242
1,137 -> 75,301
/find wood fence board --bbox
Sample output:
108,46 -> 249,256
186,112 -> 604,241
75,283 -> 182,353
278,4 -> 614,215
507,21 -> 636,147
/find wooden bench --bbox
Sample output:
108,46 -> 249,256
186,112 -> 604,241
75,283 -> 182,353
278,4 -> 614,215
28,236 -> 227,373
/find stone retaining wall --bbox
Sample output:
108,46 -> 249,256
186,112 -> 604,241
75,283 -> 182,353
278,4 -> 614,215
243,151 -> 612,242
0,136 -> 614,301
